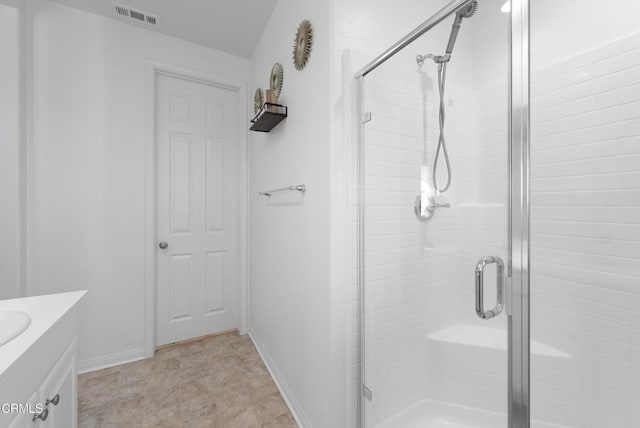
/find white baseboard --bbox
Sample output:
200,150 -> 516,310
77,347 -> 145,374
249,331 -> 311,428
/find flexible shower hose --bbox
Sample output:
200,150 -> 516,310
433,61 -> 452,193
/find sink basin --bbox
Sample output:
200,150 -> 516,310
0,311 -> 31,346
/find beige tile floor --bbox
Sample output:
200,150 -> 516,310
78,332 -> 297,427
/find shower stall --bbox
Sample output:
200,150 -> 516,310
354,0 -> 640,427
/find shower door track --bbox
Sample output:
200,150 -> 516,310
354,0 -> 531,427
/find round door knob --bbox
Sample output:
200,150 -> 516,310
158,241 -> 169,249
46,394 -> 60,406
33,408 -> 48,422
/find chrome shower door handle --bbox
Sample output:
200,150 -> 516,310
475,256 -> 505,320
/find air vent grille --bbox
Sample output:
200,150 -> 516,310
114,5 -> 129,17
129,10 -> 145,21
112,3 -> 159,26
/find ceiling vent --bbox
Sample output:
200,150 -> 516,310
113,3 -> 159,27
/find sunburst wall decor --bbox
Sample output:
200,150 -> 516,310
270,63 -> 284,99
254,88 -> 264,113
293,20 -> 313,71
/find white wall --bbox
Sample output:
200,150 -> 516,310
29,1 -> 250,370
0,3 -> 22,300
247,0 -> 345,427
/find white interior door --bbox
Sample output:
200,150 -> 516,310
156,73 -> 238,346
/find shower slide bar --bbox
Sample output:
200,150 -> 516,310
355,0 -> 475,78
259,184 -> 306,197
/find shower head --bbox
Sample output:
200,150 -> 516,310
458,1 -> 478,19
445,1 -> 478,54
416,1 -> 478,66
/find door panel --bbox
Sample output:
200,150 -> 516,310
156,74 -> 238,346
38,340 -> 76,428
169,133 -> 193,233
168,254 -> 193,321
359,2 -> 510,426
205,251 -> 225,313
205,137 -> 225,231
360,2 -> 509,428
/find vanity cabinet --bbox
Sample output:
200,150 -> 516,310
7,340 -> 76,428
0,292 -> 85,428
33,340 -> 76,428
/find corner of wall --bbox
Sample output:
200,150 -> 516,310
247,0 -> 342,426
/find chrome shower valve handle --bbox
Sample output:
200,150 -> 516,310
414,193 -> 451,222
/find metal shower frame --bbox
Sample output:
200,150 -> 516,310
354,0 -> 530,426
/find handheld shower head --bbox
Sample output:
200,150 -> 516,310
415,1 -> 478,66
445,1 -> 478,55
458,1 -> 478,19
415,0 -> 478,194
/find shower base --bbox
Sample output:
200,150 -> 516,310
373,399 -> 567,428
373,399 -> 505,428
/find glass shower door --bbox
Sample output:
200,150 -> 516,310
358,2 -> 511,426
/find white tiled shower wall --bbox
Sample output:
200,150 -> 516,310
530,32 -> 640,428
353,24 -> 640,428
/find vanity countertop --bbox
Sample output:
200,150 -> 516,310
0,291 -> 86,378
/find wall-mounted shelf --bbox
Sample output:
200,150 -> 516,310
250,103 -> 288,132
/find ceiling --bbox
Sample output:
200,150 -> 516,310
48,0 -> 279,58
